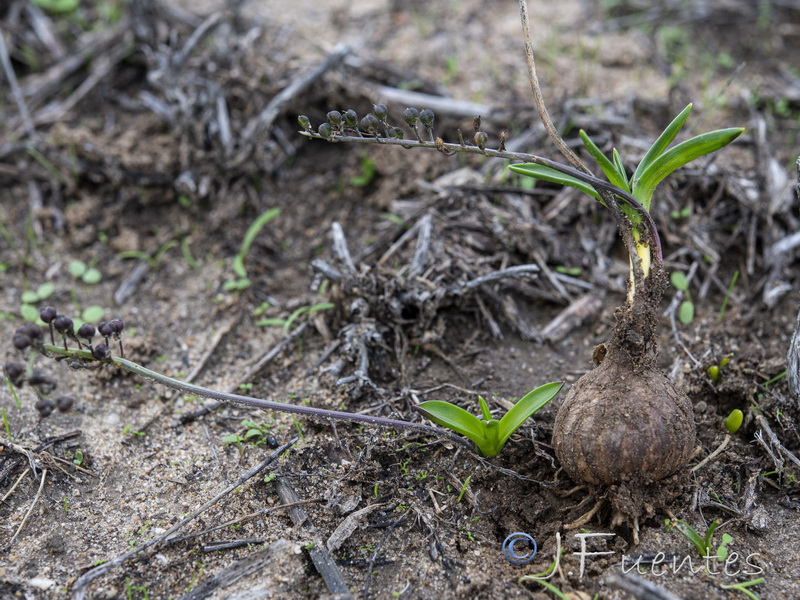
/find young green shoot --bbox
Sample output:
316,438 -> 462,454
117,240 -> 179,270
720,578 -> 765,600
665,518 -> 732,560
724,409 -> 744,434
414,382 -> 563,457
2,407 -> 12,442
224,207 -> 281,291
670,270 -> 695,324
69,260 -> 103,285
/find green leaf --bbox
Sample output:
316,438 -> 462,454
36,283 -> 54,299
20,291 -> 40,304
478,396 -> 492,421
350,156 -> 376,187
415,401 -> 491,452
244,429 -> 264,439
703,520 -> 721,555
256,317 -> 286,327
670,271 -> 689,291
243,208 -> 281,252
31,0 -> 79,13
223,278 -> 251,291
723,409 -> 743,434
611,149 -> 629,191
82,268 -> 102,284
508,164 -> 601,200
579,130 -> 629,191
497,382 -> 563,448
631,103 -> 693,188
69,260 -> 87,278
20,304 -> 39,323
232,255 -> 247,278
632,127 -> 744,209
717,533 -> 733,562
671,520 -> 708,557
81,305 -> 105,323
678,300 -> 695,324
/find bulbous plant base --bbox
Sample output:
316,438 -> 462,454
552,348 -> 696,541
553,358 -> 696,487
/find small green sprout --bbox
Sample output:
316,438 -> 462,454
72,450 -> 85,466
121,424 -> 146,437
20,283 -> 55,323
2,407 -> 12,442
350,156 -> 376,187
118,240 -> 178,270
707,356 -> 731,382
69,259 -> 103,285
724,409 -> 744,434
255,302 -> 334,332
415,382 -> 563,457
665,518 -> 732,560
457,475 -> 471,503
224,207 -> 280,291
670,270 -> 694,324
720,577 -> 765,600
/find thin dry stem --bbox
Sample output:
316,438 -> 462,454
518,0 -> 588,174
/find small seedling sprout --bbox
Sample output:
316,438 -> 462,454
670,270 -> 695,325
718,270 -> 739,322
415,382 -> 563,457
665,518 -> 732,560
224,207 -> 281,291
724,409 -> 744,434
720,578 -> 765,600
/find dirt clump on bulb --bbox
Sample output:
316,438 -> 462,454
552,263 -> 696,532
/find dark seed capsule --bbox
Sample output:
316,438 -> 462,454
53,315 -> 74,335
98,321 -> 113,337
12,333 -> 32,350
318,123 -> 333,139
35,398 -> 55,418
373,103 -> 388,120
56,396 -> 74,413
266,435 -> 279,449
39,306 -> 58,323
107,319 -> 124,335
343,109 -> 358,127
419,109 -> 435,127
388,127 -> 405,139
403,107 -> 419,126
29,371 -> 57,393
19,323 -> 43,340
297,115 -> 311,130
359,114 -> 380,135
326,110 -> 342,126
78,323 -> 96,340
4,362 -> 25,386
92,343 -> 111,361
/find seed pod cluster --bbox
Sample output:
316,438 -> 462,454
298,104 -> 442,143
7,308 -> 128,419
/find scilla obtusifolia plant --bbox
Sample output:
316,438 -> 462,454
6,306 -> 561,457
297,8 -> 743,536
